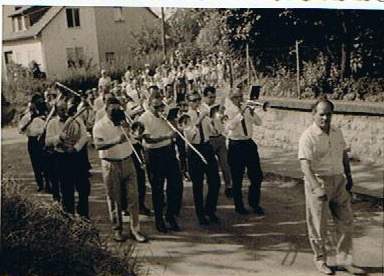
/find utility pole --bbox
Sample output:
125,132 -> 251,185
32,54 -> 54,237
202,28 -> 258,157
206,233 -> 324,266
246,42 -> 250,87
161,7 -> 167,61
295,40 -> 301,99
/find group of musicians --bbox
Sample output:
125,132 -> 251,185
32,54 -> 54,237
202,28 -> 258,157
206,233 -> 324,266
18,60 -> 265,243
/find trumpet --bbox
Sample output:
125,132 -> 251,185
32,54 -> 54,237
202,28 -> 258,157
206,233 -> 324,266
245,100 -> 270,111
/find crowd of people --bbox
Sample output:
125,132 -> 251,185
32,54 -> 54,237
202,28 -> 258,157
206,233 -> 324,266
18,51 -> 364,275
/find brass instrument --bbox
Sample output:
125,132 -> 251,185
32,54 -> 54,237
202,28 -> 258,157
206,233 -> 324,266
117,110 -> 146,169
245,100 -> 270,112
159,113 -> 208,165
58,106 -> 89,151
119,125 -> 146,169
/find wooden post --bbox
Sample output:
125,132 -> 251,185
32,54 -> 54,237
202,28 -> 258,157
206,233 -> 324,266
229,58 -> 234,89
161,7 -> 167,61
246,42 -> 250,87
296,40 -> 301,99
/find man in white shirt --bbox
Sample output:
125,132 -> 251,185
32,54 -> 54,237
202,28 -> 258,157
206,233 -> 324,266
45,99 -> 91,218
184,92 -> 221,226
98,69 -> 112,90
225,88 -> 264,216
298,98 -> 364,275
202,86 -> 233,199
18,97 -> 46,192
94,86 -> 110,113
93,97 -> 147,243
138,92 -> 183,233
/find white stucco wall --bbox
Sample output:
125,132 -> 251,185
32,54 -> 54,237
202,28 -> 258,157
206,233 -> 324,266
3,39 -> 45,71
94,7 -> 160,68
41,7 -> 99,79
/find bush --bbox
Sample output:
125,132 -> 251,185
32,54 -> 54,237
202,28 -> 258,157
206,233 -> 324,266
1,176 -> 138,276
251,55 -> 384,101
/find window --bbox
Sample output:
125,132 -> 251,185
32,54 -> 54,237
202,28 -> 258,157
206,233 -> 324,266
105,52 -> 115,64
113,7 -> 124,22
66,8 -> 80,28
4,51 -> 13,64
13,16 -> 24,32
66,47 -> 84,68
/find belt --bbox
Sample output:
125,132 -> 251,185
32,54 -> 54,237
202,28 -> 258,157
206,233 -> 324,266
229,138 -> 252,143
209,135 -> 222,138
102,155 -> 131,162
191,141 -> 210,146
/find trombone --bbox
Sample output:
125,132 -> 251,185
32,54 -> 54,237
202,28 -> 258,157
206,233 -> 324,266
245,100 -> 270,112
158,113 -> 208,165
160,100 -> 208,165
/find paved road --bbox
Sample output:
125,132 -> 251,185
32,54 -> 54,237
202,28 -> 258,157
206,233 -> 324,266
2,133 -> 383,276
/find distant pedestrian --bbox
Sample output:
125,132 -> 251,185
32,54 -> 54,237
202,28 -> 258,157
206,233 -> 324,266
98,69 -> 112,90
298,97 -> 364,275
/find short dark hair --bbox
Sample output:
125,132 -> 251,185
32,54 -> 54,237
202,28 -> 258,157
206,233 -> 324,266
311,96 -> 334,113
105,96 -> 121,107
203,86 -> 216,97
148,85 -> 159,91
148,90 -> 163,104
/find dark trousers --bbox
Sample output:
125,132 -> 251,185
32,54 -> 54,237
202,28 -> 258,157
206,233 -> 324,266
175,135 -> 187,176
145,144 -> 183,222
175,82 -> 187,104
56,151 -> 91,218
44,151 -> 60,201
228,139 -> 263,211
27,136 -> 45,190
132,143 -> 147,209
187,143 -> 221,219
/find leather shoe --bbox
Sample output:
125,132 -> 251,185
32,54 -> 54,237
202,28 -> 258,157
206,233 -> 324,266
113,230 -> 126,242
198,216 -> 209,226
235,208 -> 250,215
224,188 -> 233,199
315,261 -> 333,275
130,230 -> 148,243
155,220 -> 168,233
253,206 -> 265,216
166,216 -> 181,231
342,265 -> 365,275
207,213 -> 220,224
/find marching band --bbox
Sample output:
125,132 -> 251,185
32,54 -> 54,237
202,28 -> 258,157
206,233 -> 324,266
18,53 -> 270,243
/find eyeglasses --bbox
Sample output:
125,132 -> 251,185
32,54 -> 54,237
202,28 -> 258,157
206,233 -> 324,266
190,98 -> 201,103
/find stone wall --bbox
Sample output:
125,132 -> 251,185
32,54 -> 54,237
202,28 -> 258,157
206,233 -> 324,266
254,108 -> 384,165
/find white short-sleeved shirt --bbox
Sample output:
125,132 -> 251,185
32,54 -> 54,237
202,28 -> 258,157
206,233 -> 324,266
224,102 -> 262,140
18,113 -> 45,137
184,108 -> 213,144
298,122 -> 347,176
93,115 -> 132,160
138,111 -> 172,149
200,103 -> 224,137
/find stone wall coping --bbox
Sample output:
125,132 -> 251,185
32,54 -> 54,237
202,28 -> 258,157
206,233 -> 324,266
263,97 -> 384,116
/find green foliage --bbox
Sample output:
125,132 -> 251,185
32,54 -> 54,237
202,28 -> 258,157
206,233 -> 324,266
130,22 -> 163,56
253,56 -> 384,101
168,9 -> 209,45
2,63 -> 52,125
1,176 -> 137,276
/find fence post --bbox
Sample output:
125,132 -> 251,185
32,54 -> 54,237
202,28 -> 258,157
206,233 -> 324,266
296,40 -> 301,99
229,59 -> 233,89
